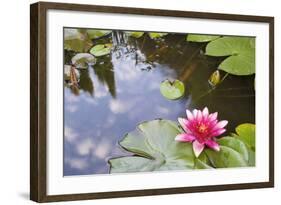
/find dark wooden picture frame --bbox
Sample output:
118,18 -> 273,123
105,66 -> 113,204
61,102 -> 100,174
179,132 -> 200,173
30,1 -> 274,203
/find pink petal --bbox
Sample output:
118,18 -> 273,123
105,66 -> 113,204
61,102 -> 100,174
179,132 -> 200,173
178,118 -> 190,133
205,140 -> 220,151
210,128 -> 226,137
210,120 -> 228,132
217,120 -> 228,129
175,133 -> 195,142
193,109 -> 198,118
193,140 -> 205,157
186,109 -> 194,120
202,107 -> 209,118
209,112 -> 218,121
209,119 -> 218,128
197,110 -> 203,122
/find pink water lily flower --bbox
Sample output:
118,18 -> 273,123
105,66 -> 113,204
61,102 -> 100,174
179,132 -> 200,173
175,107 -> 228,157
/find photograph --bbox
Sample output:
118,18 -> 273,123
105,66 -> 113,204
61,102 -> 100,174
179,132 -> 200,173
63,28 -> 256,176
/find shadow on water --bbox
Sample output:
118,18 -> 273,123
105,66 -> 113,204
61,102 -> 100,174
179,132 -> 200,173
63,30 -> 255,176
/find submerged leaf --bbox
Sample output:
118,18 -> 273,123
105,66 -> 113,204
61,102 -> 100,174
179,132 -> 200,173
71,53 -> 96,69
205,37 -> 255,75
90,44 -> 113,57
160,79 -> 185,100
208,70 -> 221,87
109,120 -> 195,173
187,34 -> 220,42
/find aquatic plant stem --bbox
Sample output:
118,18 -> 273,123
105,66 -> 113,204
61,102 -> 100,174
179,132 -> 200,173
193,72 -> 229,104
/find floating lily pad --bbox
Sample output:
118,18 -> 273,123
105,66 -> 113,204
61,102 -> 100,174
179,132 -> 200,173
205,145 -> 248,168
109,121 -> 256,173
194,153 -> 213,169
218,137 -> 249,162
64,29 -> 93,53
206,123 -> 256,168
71,53 -> 96,69
205,37 -> 255,75
90,44 -> 113,57
149,32 -> 168,39
87,29 -> 112,39
160,79 -> 185,100
205,136 -> 250,168
126,31 -> 144,38
235,123 -> 255,151
109,120 -> 195,173
187,34 -> 220,42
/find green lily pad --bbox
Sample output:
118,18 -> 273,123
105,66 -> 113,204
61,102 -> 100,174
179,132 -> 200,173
71,53 -> 96,69
205,37 -> 255,75
160,79 -> 185,100
194,153 -> 213,169
218,137 -> 249,162
205,145 -> 248,168
205,136 -> 251,168
87,29 -> 111,39
109,120 -> 195,173
64,29 -> 93,53
90,44 -> 113,57
149,32 -> 168,39
235,123 -> 255,151
187,34 -> 220,42
126,32 -> 144,38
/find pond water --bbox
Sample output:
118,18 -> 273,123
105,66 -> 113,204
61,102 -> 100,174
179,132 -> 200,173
64,31 -> 255,176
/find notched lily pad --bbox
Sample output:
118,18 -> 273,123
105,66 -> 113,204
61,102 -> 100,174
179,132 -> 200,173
187,34 -> 220,42
205,37 -> 255,75
87,29 -> 112,39
90,44 -> 113,57
160,79 -> 185,100
64,29 -> 93,52
109,120 -> 195,173
149,32 -> 168,39
71,53 -> 96,69
126,32 -> 144,38
235,123 -> 255,151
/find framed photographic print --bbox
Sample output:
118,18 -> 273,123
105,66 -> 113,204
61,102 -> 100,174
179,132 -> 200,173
30,1 -> 274,202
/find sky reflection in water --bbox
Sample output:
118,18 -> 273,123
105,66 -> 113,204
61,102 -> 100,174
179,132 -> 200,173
64,31 -> 255,176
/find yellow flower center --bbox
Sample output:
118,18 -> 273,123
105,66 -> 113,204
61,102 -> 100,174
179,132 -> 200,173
198,124 -> 208,133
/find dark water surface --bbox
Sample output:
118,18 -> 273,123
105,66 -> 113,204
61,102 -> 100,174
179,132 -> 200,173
64,31 -> 255,176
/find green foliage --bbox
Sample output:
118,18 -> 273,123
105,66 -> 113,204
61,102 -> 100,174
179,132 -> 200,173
109,120 -> 195,173
126,32 -> 144,38
149,32 -> 168,39
90,44 -> 113,57
71,53 -> 96,69
87,29 -> 111,39
109,120 -> 256,173
187,34 -> 220,42
235,123 -> 256,151
64,29 -> 93,52
160,79 -> 185,100
205,37 -> 255,75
